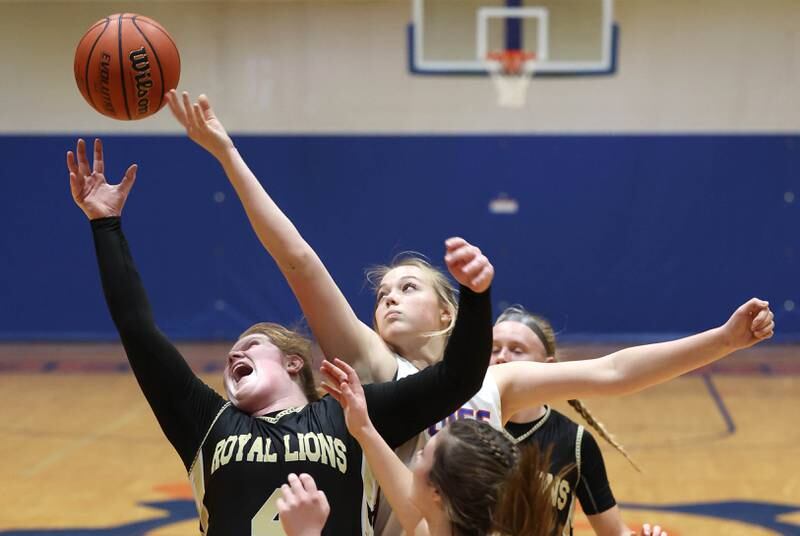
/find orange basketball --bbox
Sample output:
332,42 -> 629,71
74,14 -> 180,120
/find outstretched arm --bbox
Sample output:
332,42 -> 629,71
492,299 -> 775,420
321,359 -> 430,536
166,90 -> 395,383
68,138 -> 224,469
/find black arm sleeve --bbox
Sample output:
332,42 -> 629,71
91,217 -> 225,470
575,430 -> 617,515
362,285 -> 492,448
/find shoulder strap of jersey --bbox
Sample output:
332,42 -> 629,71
575,424 -> 585,483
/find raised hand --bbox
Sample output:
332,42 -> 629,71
67,138 -> 137,220
637,523 -> 667,536
720,298 -> 775,350
277,473 -> 330,536
320,358 -> 372,440
444,237 -> 494,293
165,89 -> 234,159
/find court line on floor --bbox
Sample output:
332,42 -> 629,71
701,372 -> 736,436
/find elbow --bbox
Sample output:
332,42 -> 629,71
279,244 -> 318,274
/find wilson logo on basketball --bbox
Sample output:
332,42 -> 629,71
96,52 -> 115,115
129,46 -> 153,115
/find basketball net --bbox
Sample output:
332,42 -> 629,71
486,50 -> 536,108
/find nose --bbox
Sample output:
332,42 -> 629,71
227,351 -> 244,366
492,349 -> 509,365
382,290 -> 399,306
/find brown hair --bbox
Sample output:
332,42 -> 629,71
495,305 -> 640,472
428,419 -> 556,536
238,322 -> 319,403
366,254 -> 458,340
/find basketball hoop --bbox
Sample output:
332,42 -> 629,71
486,50 -> 536,108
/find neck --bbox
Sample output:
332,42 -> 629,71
251,386 -> 309,417
509,404 -> 547,424
396,334 -> 446,370
425,507 -> 455,536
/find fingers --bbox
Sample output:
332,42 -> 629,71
198,93 -> 214,120
119,164 -> 138,199
66,150 -> 78,175
470,264 -> 495,290
332,358 -> 360,385
68,172 -> 83,201
445,242 -> 480,266
320,359 -> 348,385
76,138 -> 89,171
166,89 -> 188,127
639,524 -> 665,536
192,102 -> 205,128
182,91 -> 199,129
739,297 -> 770,316
298,473 -> 318,493
93,138 -> 104,175
444,236 -> 468,253
320,380 -> 343,402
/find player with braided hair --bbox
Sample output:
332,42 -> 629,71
494,305 -> 651,535
322,357 -> 557,536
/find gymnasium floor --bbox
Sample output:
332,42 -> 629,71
0,342 -> 797,535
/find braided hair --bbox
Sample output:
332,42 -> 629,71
428,419 -> 555,536
496,305 -> 640,472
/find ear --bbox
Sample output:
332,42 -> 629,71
285,354 -> 305,375
430,486 -> 444,507
545,356 -> 557,364
440,307 -> 452,325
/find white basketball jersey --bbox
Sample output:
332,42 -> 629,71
374,356 -> 503,536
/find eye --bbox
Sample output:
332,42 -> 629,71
376,290 -> 387,301
491,346 -> 501,355
402,282 -> 417,292
512,347 -> 524,354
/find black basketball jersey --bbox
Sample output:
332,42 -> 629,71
505,407 -> 616,536
189,398 -> 376,535
91,217 -> 493,536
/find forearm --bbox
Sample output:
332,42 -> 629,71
439,285 -> 493,393
586,507 -> 633,536
604,326 -> 733,395
355,426 -> 423,532
216,147 -> 316,273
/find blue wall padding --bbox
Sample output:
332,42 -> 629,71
1,134 -> 796,341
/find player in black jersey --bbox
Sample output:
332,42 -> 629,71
493,306 -> 665,536
66,137 -> 494,536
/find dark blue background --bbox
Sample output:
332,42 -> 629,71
1,134 -> 796,341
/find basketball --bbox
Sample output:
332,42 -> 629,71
74,14 -> 180,120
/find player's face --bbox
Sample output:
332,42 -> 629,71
223,334 -> 292,414
491,321 -> 549,365
374,266 -> 449,346
410,431 -> 441,510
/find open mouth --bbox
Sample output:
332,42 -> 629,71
232,362 -> 254,383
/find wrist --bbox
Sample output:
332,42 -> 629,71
215,144 -> 239,166
711,325 -> 737,352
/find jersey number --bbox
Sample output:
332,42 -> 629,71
251,488 -> 282,536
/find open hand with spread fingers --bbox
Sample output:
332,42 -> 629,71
320,358 -> 372,441
66,138 -> 137,220
444,237 -> 494,293
165,89 -> 234,159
